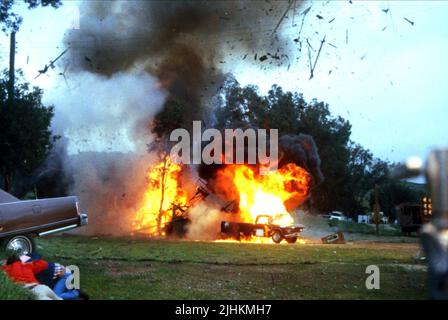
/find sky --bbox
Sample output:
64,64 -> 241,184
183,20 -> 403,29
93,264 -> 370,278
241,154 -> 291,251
0,0 -> 447,169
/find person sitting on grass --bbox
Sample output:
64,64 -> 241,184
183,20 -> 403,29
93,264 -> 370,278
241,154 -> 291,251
30,255 -> 89,300
0,252 -> 62,300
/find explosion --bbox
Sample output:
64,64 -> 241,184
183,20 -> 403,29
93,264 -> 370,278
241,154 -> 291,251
133,156 -> 311,240
216,163 -> 311,226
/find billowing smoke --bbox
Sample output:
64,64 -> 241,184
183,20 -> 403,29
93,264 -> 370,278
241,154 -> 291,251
50,72 -> 166,153
185,202 -> 223,240
65,0 -> 300,134
46,72 -> 166,234
47,0 -> 313,235
279,134 -> 324,186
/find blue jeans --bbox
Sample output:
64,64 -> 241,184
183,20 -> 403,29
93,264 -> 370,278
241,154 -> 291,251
53,273 -> 80,300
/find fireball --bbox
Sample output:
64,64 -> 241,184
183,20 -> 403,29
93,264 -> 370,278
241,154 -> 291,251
217,163 -> 311,226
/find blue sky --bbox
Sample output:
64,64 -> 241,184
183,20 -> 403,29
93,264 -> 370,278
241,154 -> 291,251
0,0 -> 447,166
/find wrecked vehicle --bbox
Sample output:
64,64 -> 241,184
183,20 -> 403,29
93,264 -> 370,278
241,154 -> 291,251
221,214 -> 304,244
397,199 -> 432,234
0,189 -> 88,254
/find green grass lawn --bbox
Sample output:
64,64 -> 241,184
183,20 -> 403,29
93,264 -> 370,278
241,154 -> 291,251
23,236 -> 428,300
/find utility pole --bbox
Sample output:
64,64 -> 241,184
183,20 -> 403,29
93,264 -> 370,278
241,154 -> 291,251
373,184 -> 381,236
8,31 -> 16,103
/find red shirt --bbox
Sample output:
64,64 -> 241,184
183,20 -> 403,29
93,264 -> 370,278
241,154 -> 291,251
1,259 -> 48,285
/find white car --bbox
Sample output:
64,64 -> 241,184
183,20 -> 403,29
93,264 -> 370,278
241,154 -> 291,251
327,211 -> 349,221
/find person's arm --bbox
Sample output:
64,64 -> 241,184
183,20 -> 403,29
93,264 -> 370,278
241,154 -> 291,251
31,259 -> 49,274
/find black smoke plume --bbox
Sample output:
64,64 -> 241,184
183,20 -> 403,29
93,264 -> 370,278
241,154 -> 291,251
65,0 -> 301,135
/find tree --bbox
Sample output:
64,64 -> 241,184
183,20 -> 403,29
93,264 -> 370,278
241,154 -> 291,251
343,143 -> 390,214
152,99 -> 190,138
294,99 -> 352,214
0,70 -> 59,192
1,0 -> 62,32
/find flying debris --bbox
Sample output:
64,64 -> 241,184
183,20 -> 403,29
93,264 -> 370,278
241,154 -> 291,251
316,14 -> 324,20
293,5 -> 312,50
267,53 -> 280,60
328,18 -> 335,23
302,5 -> 312,16
272,0 -> 295,35
306,38 -> 314,51
309,35 -> 326,80
84,56 -> 92,62
381,26 -> 387,32
403,17 -> 415,26
259,55 -> 268,62
382,8 -> 390,14
58,64 -> 70,88
34,48 -> 69,79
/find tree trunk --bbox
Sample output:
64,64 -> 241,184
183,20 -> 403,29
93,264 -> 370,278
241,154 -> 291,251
3,172 -> 13,193
157,156 -> 168,235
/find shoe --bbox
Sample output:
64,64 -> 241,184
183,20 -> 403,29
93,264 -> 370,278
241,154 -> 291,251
78,289 -> 90,300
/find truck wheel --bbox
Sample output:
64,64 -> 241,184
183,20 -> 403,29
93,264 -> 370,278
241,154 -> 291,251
1,235 -> 35,255
271,231 -> 283,244
286,237 -> 298,244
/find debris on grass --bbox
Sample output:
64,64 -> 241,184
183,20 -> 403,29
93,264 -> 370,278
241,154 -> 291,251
321,232 -> 346,244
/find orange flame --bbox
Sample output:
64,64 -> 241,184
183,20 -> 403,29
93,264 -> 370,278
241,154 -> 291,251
133,156 -> 311,243
216,163 -> 311,226
133,157 -> 187,236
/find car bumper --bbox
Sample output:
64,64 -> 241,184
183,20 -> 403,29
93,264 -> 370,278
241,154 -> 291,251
283,230 -> 302,238
79,213 -> 88,226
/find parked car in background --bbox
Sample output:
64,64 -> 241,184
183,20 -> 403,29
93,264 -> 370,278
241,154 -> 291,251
0,189 -> 88,254
327,211 -> 349,222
